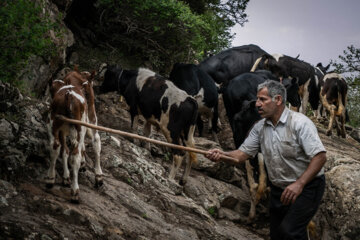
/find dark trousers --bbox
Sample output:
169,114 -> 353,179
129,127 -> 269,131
269,175 -> 325,240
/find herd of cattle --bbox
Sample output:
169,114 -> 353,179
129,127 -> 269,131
46,44 -> 348,219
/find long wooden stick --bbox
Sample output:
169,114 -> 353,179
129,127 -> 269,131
56,115 -> 237,162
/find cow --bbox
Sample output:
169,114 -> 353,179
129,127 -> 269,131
319,72 -> 348,138
222,72 -> 300,220
169,63 -> 219,142
198,44 -> 275,86
62,68 -> 103,186
252,54 -> 319,114
46,80 -> 88,203
223,71 -> 300,146
100,64 -> 198,185
313,63 -> 330,119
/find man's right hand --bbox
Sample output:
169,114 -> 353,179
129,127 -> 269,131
206,149 -> 224,162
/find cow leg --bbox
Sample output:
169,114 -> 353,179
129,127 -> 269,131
61,134 -> 71,187
79,140 -> 86,172
180,125 -> 197,185
46,134 -> 61,188
169,154 -> 183,181
340,114 -> 346,138
326,105 -> 336,136
210,109 -> 219,143
255,153 -> 267,203
142,121 -> 152,150
132,115 -> 140,145
70,149 -> 81,203
336,94 -> 346,138
70,115 -> 87,203
299,79 -> 311,114
245,160 -> 258,221
92,130 -> 103,187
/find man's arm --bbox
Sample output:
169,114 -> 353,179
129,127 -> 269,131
281,151 -> 327,205
206,148 -> 250,165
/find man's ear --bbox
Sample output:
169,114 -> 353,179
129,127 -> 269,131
276,95 -> 283,106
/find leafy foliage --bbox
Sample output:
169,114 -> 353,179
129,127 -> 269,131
95,0 -> 248,72
331,45 -> 360,127
0,0 -> 58,86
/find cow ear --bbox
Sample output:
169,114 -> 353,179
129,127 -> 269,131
325,64 -> 330,72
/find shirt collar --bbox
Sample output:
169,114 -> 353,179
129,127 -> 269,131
265,107 -> 290,127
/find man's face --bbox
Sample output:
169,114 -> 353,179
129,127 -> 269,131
256,87 -> 278,119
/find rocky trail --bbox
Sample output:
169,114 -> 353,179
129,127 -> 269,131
1,79 -> 360,239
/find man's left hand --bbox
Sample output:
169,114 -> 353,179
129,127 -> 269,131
280,181 -> 304,205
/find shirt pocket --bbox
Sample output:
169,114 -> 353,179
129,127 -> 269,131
279,141 -> 297,159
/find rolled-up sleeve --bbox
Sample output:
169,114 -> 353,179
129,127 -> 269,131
239,121 -> 262,158
296,117 -> 326,159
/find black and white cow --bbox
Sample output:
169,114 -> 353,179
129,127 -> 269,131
198,44 -> 275,85
320,72 -> 348,138
222,72 -> 299,220
169,63 -> 219,142
100,65 -> 198,185
252,54 -> 319,114
313,63 -> 330,119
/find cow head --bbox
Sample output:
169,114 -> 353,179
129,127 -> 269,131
100,64 -> 125,94
282,77 -> 301,108
232,100 -> 261,148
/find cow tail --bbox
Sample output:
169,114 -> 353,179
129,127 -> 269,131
65,91 -> 73,119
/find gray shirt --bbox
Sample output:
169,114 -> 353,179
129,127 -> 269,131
239,107 -> 326,189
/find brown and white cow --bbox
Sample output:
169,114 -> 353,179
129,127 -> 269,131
46,80 -> 88,202
320,72 -> 348,138
62,68 -> 103,185
100,65 -> 198,185
46,68 -> 103,202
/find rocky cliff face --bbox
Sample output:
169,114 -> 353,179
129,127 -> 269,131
1,79 -> 360,240
1,1 -> 360,239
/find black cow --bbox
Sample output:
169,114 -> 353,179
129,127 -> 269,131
319,72 -> 348,138
223,71 -> 300,147
313,63 -> 330,119
253,54 -> 319,114
198,44 -> 276,85
100,65 -> 198,185
222,72 -> 299,220
169,63 -> 219,142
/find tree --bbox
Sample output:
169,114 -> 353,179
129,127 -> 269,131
331,45 -> 360,127
0,0 -> 58,86
95,0 -> 249,73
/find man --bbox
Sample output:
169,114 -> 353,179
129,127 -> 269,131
206,80 -> 326,240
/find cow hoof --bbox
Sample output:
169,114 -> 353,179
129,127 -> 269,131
45,177 -> 55,188
62,178 -> 71,187
71,189 -> 80,203
95,175 -> 103,188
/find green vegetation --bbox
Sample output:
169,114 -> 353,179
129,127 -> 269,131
0,0 -> 59,86
331,45 -> 360,127
96,0 -> 249,73
207,206 -> 216,216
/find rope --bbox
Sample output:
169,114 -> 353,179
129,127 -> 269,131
56,115 -> 237,162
